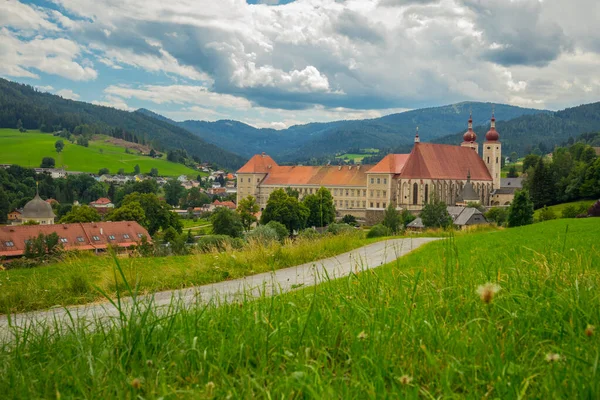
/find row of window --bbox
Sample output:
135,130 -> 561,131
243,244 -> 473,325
332,188 -> 367,197
369,202 -> 387,209
336,200 -> 367,209
369,190 -> 387,198
239,177 -> 260,183
369,177 -> 388,185
4,233 -> 143,247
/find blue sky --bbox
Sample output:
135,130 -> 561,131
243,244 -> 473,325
1,0 -> 599,129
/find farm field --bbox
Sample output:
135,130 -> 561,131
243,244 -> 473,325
335,148 -> 379,163
534,199 -> 595,219
1,218 -> 598,397
0,129 -> 201,177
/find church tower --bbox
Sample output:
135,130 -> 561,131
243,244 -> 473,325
483,113 -> 501,189
461,112 -> 478,154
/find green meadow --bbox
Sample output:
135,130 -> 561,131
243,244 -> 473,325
1,218 -> 598,397
534,199 -> 595,219
0,128 -> 201,177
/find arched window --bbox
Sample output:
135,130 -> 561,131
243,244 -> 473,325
424,184 -> 429,204
412,183 -> 418,205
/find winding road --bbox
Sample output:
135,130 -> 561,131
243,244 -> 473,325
0,237 -> 439,340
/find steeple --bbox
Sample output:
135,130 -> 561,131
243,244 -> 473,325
414,126 -> 420,143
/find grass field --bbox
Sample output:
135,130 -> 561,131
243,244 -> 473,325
1,218 -> 598,397
335,148 -> 379,163
0,128 -> 201,177
534,199 -> 594,219
0,231 -> 373,314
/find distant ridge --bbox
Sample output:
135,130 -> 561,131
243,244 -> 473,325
139,102 -> 548,162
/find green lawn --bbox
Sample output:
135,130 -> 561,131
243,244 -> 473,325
1,219 -> 599,397
335,149 -> 380,163
534,200 -> 594,219
0,128 -> 201,177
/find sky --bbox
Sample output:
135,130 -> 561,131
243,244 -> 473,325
1,0 -> 599,129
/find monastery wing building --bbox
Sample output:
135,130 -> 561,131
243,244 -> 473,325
237,114 -> 502,224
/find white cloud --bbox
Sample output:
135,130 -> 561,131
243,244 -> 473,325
92,95 -> 133,111
0,0 -> 60,32
56,89 -> 80,100
35,85 -> 55,92
0,28 -> 97,81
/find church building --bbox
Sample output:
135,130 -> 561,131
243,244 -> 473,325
237,114 -> 502,223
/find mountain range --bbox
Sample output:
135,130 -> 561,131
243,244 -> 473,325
138,102 -> 548,162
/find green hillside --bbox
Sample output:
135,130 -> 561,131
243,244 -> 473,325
0,129 -> 200,177
0,78 -> 246,170
1,218 -> 599,397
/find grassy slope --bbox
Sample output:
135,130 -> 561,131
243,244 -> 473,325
0,232 -> 375,314
1,219 -> 599,398
534,199 -> 594,218
0,129 -> 201,177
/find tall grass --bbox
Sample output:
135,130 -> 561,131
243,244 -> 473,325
0,231 -> 373,314
0,218 -> 598,398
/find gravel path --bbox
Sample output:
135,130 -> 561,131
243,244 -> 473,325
0,237 -> 439,339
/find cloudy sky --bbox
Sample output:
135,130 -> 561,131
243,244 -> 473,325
1,0 -> 599,129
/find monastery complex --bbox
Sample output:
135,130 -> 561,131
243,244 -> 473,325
237,114 -> 503,223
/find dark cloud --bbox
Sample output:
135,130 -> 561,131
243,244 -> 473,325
334,9 -> 385,44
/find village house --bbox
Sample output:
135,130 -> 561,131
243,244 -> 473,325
237,114 -> 502,224
0,221 -> 150,258
7,209 -> 22,224
89,197 -> 115,215
491,178 -> 523,206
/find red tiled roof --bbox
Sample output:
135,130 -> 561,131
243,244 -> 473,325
0,221 -> 150,257
90,197 -> 112,205
262,165 -> 372,187
369,154 -> 410,174
400,143 -> 492,181
213,200 -> 236,209
237,153 -> 279,173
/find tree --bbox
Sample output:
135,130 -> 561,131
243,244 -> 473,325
107,201 -> 146,223
133,164 -> 141,175
579,158 -> 600,199
0,188 -> 9,224
522,154 -> 540,173
121,193 -> 181,236
261,189 -> 309,233
118,168 -> 125,175
382,203 -> 402,233
40,157 -> 55,168
237,195 -> 259,231
265,220 -> 289,241
507,166 -> 519,178
527,158 -> 555,208
508,190 -> 534,227
510,152 -> 518,162
211,207 -> 244,238
149,168 -> 159,177
420,198 -> 451,228
17,119 -> 25,132
59,205 -> 101,223
485,207 -> 508,226
588,200 -> 600,217
164,179 -> 184,207
98,168 -> 110,175
149,149 -> 156,157
303,187 -> 335,227
107,183 -> 116,202
24,232 -> 61,259
400,209 -> 416,227
285,187 -> 300,199
182,187 -> 211,208
55,140 -> 64,154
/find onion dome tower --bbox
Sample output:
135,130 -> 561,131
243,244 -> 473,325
483,111 -> 501,190
461,112 -> 478,154
22,184 -> 55,225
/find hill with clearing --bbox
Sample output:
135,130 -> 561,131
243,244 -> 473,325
1,218 -> 599,397
0,128 -> 200,177
0,78 -> 246,170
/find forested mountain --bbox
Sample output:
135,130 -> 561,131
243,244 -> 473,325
140,102 -> 546,162
433,102 -> 600,156
0,79 -> 245,170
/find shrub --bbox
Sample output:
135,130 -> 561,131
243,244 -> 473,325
589,200 -> 600,217
561,205 -> 579,218
537,206 -> 557,222
196,235 -> 234,252
341,214 -> 358,225
327,223 -> 355,235
366,224 -> 392,238
247,225 -> 279,245
265,220 -> 289,241
298,228 -> 321,239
